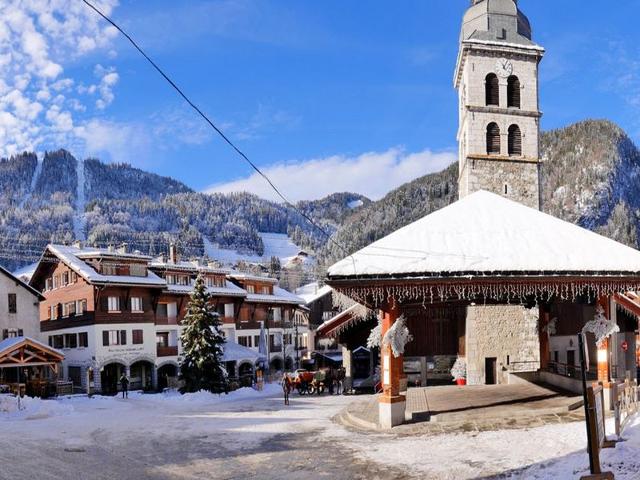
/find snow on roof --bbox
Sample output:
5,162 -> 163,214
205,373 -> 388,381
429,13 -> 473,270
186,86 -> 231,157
328,191 -> 640,279
295,282 -> 333,305
245,286 -> 305,305
47,244 -> 165,287
229,272 -> 278,284
150,259 -> 230,275
0,336 -> 64,359
164,280 -> 247,297
221,341 -> 265,363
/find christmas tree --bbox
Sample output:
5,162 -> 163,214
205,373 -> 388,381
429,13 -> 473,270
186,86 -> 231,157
179,273 -> 227,393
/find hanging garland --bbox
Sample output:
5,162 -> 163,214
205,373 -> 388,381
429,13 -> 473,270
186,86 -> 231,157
331,277 -> 640,309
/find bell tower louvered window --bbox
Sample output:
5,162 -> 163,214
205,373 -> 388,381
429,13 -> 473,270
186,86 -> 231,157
485,73 -> 499,106
486,123 -> 501,155
508,124 -> 522,156
507,76 -> 520,108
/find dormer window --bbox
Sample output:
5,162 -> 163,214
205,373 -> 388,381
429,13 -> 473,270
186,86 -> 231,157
102,263 -> 117,276
246,285 -> 255,294
260,286 -> 270,295
166,274 -> 176,285
177,275 -> 190,286
129,264 -> 147,277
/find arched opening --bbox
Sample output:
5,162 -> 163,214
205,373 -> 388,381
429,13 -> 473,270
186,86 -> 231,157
157,363 -> 178,391
485,73 -> 499,106
270,357 -> 283,373
508,124 -> 522,156
486,122 -> 501,155
130,360 -> 154,391
100,362 -> 126,395
284,357 -> 294,371
507,75 -> 520,108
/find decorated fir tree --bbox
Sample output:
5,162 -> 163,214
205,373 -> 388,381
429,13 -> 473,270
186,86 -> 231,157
179,273 -> 227,393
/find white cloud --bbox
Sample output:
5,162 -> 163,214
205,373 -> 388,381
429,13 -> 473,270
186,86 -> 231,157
206,148 -> 457,202
0,0 -> 119,158
74,118 -> 152,166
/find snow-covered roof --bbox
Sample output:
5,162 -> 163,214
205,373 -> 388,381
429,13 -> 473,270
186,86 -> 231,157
45,244 -> 166,287
221,341 -> 265,363
316,304 -> 361,337
245,286 -> 305,306
150,259 -> 230,275
229,272 -> 278,284
164,281 -> 247,298
328,191 -> 640,280
0,336 -> 64,359
295,282 -> 333,305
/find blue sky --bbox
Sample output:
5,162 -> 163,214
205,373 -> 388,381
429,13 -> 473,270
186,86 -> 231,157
4,1 -> 640,201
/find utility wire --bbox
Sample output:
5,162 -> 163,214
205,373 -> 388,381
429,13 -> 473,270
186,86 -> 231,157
81,0 -> 351,261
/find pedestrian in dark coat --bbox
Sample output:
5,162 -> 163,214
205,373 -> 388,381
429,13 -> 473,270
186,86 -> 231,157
119,373 -> 129,399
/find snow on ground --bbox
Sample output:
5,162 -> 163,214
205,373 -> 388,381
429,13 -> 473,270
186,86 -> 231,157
0,395 -> 74,420
204,232 -> 310,267
1,388 -> 639,479
18,156 -> 43,209
348,199 -> 364,209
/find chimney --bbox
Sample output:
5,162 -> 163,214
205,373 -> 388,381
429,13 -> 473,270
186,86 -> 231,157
169,243 -> 178,264
118,243 -> 128,254
73,240 -> 83,249
107,244 -> 115,253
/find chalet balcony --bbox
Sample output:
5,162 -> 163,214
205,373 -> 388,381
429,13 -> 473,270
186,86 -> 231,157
155,316 -> 178,326
157,346 -> 178,357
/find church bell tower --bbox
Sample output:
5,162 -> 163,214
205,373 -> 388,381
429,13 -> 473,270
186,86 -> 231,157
455,0 -> 544,209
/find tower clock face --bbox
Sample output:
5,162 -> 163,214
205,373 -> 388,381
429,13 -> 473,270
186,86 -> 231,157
495,58 -> 513,78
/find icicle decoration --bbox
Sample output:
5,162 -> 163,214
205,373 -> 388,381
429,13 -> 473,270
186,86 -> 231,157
331,277 -> 640,309
366,319 -> 382,349
582,305 -> 620,347
382,315 -> 413,358
450,357 -> 467,381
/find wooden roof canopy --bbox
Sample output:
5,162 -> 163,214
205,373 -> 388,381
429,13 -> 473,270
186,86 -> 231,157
0,337 -> 64,370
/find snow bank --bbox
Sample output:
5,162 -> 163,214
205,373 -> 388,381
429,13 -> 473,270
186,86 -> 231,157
0,395 -> 74,421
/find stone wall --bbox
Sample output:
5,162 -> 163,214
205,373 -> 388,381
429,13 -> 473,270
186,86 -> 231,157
465,305 -> 540,385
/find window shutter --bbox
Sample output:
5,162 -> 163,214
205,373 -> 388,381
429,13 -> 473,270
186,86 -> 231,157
2,329 -> 7,340
485,74 -> 499,106
101,296 -> 108,312
102,331 -> 109,346
120,330 -> 127,345
508,125 -> 522,156
486,123 -> 501,155
507,76 -> 521,108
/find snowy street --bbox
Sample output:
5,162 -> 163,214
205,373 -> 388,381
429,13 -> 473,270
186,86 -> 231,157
1,387 -> 640,480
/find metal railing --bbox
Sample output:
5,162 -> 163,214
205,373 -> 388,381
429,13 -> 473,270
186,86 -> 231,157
547,361 -> 597,381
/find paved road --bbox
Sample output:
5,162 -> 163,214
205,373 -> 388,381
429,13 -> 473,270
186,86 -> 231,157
0,393 -> 410,480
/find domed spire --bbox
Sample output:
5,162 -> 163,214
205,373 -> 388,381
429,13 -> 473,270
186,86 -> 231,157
461,0 -> 533,45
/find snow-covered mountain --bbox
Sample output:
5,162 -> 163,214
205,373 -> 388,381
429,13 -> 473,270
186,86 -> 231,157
0,149 -> 369,272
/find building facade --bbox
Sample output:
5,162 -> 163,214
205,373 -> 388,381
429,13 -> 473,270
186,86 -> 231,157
28,243 -> 307,393
0,265 -> 43,342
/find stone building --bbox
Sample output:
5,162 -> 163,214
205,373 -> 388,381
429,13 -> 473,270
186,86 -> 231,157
0,265 -> 43,341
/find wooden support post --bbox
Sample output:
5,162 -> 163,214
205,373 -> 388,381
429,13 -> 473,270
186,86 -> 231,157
539,309 -> 550,371
379,299 -> 406,428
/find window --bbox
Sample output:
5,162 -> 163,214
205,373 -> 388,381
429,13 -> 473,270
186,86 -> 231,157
206,276 -> 225,288
78,332 -> 88,348
45,278 -> 53,291
103,330 -> 126,346
273,307 -> 282,322
63,301 -> 76,317
76,299 -> 87,316
486,122 -> 501,155
507,75 -> 520,108
49,305 -> 56,320
129,264 -> 146,277
62,271 -> 69,286
52,335 -> 64,349
246,285 -> 255,294
508,124 -> 522,156
7,293 -> 16,314
156,332 -> 169,348
224,303 -> 234,318
64,333 -> 77,349
177,275 -> 190,286
107,296 -> 120,312
52,275 -> 59,289
70,271 -> 78,283
166,274 -> 176,285
238,336 -> 251,347
132,329 -> 144,344
131,297 -> 143,313
102,263 -> 117,275
260,286 -> 270,295
485,73 -> 499,106
254,335 -> 260,347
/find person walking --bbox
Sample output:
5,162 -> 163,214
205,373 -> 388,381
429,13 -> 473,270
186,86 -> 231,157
119,372 -> 130,399
281,373 -> 292,406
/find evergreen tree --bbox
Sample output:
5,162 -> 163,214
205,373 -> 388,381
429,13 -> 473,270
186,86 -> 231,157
179,274 -> 227,393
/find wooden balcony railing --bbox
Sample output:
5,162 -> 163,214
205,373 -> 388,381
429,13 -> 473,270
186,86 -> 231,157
157,346 -> 178,357
155,316 -> 178,326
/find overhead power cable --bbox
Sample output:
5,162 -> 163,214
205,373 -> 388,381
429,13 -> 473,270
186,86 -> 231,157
81,0 -> 350,261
